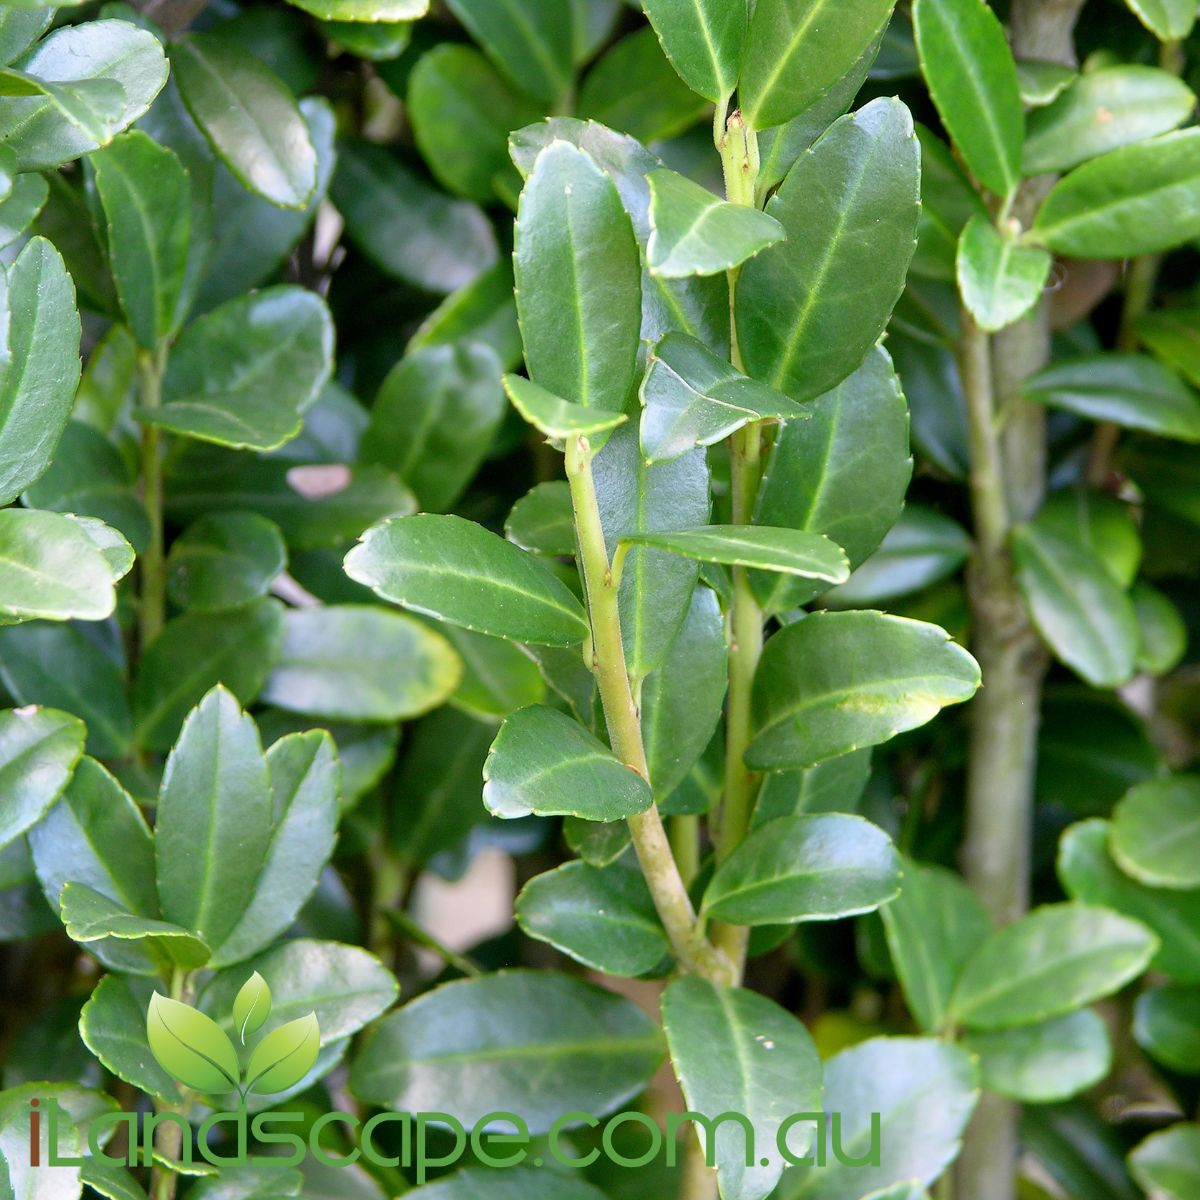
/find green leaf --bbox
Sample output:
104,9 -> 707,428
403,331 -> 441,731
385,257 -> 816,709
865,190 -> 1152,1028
262,605 -> 460,723
0,9 -> 53,69
912,127 -> 987,282
333,139 -> 498,295
1128,1125 -> 1200,1200
345,514 -> 589,647
1110,776 -> 1200,890
737,99 -> 920,403
167,513 -> 287,614
663,978 -> 821,1200
92,131 -> 190,349
0,706 -> 84,851
503,373 -> 628,440
703,813 -> 901,926
620,526 -> 849,583
594,421 -> 710,679
133,599 -> 285,752
408,44 -> 541,203
963,1010 -> 1111,1103
777,1037 -> 978,1199
1124,0 -> 1197,40
61,882 -> 210,968
1132,581 -> 1188,675
172,33 -> 317,209
440,625 -> 546,719
362,344 -> 504,513
0,510 -> 127,622
154,686 -> 273,949
506,483 -> 575,556
234,972 -> 272,1043
1012,519 -> 1139,688
913,0 -> 1023,197
409,259 -> 523,371
445,0 -> 571,103
752,749 -> 873,826
0,172 -> 47,250
0,20 -> 167,170
146,992 -> 240,1094
880,859 -> 992,1034
514,140 -> 641,415
564,815 -> 632,868
211,733 -> 340,965
642,586 -> 726,800
81,1158 -> 153,1200
1024,66 -> 1195,176
751,347 -> 912,612
400,1168 -> 606,1200
349,970 -> 661,1133
950,902 -> 1157,1030
1016,60 -> 1076,107
1035,488 -> 1141,587
1034,130 -> 1200,258
0,68 -> 125,156
484,704 -> 653,820
138,287 -> 334,451
245,1013 -> 320,1095
641,0 -> 746,103
739,0 -> 897,130
0,237 -> 82,506
1134,984 -> 1200,1073
1139,307 -> 1200,388
640,332 -> 808,464
27,757 -> 156,973
286,0 -> 427,18
747,612 -> 980,770
1023,353 -> 1200,442
956,215 -> 1051,333
80,974 -> 182,1103
516,861 -> 667,975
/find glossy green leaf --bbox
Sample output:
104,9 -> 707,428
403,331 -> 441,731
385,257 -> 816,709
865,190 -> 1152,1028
445,0 -> 572,104
620,526 -> 849,583
139,287 -> 334,452
350,970 -> 661,1132
505,481 -> 575,556
0,706 -> 84,851
1124,0 -> 1197,39
737,100 -> 920,403
503,373 -> 628,440
663,978 -> 821,1200
285,0 -> 427,18
166,513 -> 287,613
950,902 -> 1158,1030
514,140 -> 641,415
913,0 -> 1023,197
440,625 -> 546,719
564,815 -> 632,868
80,974 -> 182,1101
0,238 -> 82,506
409,259 -> 523,371
956,215 -> 1051,333
1128,1125 -> 1200,1200
234,972 -> 272,1042
61,883 -> 210,968
92,131 -> 190,349
154,686 -> 273,949
640,332 -> 807,464
245,1013 -> 320,1095
880,859 -> 992,1034
484,704 -> 653,821
1034,130 -> 1200,258
1110,776 -> 1200,890
963,1010 -> 1111,1103
0,9 -> 53,69
1024,66 -> 1195,176
911,127 -> 987,282
1035,488 -> 1141,588
1012,519 -> 1139,688
345,514 -> 589,646
172,33 -> 317,209
740,0 -> 896,130
703,813 -> 901,926
261,605 -> 461,722
407,1168 -> 606,1200
1132,581 -> 1188,675
751,749 -> 872,826
133,599 -> 285,752
322,18 -> 413,60
1134,985 -> 1200,1073
0,172 -> 47,251
146,992 -> 240,1094
748,612 -> 980,770
516,861 -> 667,975
641,0 -> 747,103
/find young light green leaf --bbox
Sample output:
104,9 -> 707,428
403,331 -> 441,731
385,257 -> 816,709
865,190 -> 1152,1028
950,902 -> 1158,1030
166,513 -> 287,614
1015,60 -> 1076,107
748,612 -> 980,770
703,813 -> 902,926
1034,130 -> 1200,258
1134,985 -> 1200,1073
245,1013 -> 320,1095
640,332 -> 808,464
619,526 -> 849,583
233,972 -> 272,1043
484,704 -> 653,821
146,992 -> 240,1094
0,705 -> 84,851
1110,776 -> 1200,890
516,862 -> 667,976
913,0 -> 1023,197
61,883 -> 211,969
503,373 -> 628,440
445,0 -> 572,103
1129,1124 -> 1200,1200
345,514 -> 589,646
172,33 -> 317,209
736,99 -> 920,403
663,978 -> 821,1200
956,215 -> 1051,334
514,140 -> 641,414
739,0 -> 897,130
641,0 -> 747,103
1124,0 -> 1197,40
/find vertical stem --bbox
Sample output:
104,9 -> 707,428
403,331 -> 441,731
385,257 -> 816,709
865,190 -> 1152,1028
150,969 -> 193,1200
670,814 -> 701,887
138,347 -> 167,653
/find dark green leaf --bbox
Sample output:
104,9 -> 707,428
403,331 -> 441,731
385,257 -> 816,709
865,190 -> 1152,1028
1134,985 -> 1200,1073
0,705 -> 84,851
404,1168 -> 606,1200
1138,306 -> 1200,388
620,526 -> 849,583
409,260 -> 523,372
445,0 -> 572,103
752,749 -> 872,826
911,127 -> 987,281
505,481 -> 575,556
642,0 -> 746,103
61,882 -> 210,968
80,974 -> 181,1102
166,513 -> 287,613
440,625 -> 546,719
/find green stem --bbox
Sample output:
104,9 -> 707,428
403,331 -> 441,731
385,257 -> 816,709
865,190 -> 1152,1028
386,908 -> 482,977
150,970 -> 193,1200
669,814 -> 701,887
565,435 -> 732,985
138,347 -> 167,654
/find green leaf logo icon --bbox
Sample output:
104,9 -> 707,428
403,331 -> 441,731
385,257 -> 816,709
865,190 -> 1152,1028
244,1012 -> 321,1096
233,971 -> 272,1043
146,993 -> 241,1095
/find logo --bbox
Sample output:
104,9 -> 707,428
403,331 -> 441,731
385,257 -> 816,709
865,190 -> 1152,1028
147,971 -> 320,1101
